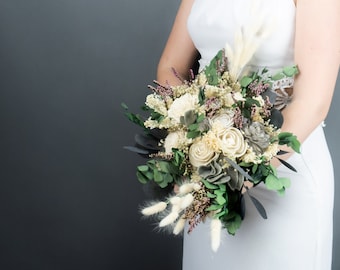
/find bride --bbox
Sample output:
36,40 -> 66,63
156,0 -> 339,269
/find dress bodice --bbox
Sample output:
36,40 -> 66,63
187,0 -> 296,72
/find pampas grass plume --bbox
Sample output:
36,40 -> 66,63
211,218 -> 222,252
141,201 -> 167,216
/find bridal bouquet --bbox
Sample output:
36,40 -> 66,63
123,31 -> 300,250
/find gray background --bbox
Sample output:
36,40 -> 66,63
0,0 -> 338,269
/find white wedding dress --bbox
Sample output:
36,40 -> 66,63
183,0 -> 334,269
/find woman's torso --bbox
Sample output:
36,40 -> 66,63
187,0 -> 296,71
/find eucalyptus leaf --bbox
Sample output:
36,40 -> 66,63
279,177 -> 291,188
159,161 -> 170,173
153,170 -> 163,183
137,165 -> 149,172
277,188 -> 286,196
265,174 -> 283,190
283,65 -> 298,77
271,73 -> 285,81
164,173 -> 173,184
136,171 -> 149,184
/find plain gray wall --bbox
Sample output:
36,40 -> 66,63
0,0 -> 338,269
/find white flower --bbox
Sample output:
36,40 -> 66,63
218,127 -> 247,158
233,92 -> 246,102
167,93 -> 199,123
262,143 -> 280,161
211,111 -> 234,130
145,94 -> 168,115
204,85 -> 222,99
223,93 -> 235,107
189,139 -> 218,167
242,148 -> 261,164
163,130 -> 186,153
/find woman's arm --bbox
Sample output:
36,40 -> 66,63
279,0 -> 339,155
157,0 -> 199,85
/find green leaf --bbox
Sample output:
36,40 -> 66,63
153,170 -> 163,183
216,194 -> 227,205
159,161 -> 170,173
158,181 -> 169,188
187,130 -> 201,139
163,173 -> 173,184
205,204 -> 223,212
290,139 -> 301,153
225,214 -> 242,235
240,76 -> 253,88
245,98 -> 260,108
199,88 -> 205,105
201,179 -> 218,190
277,188 -> 286,196
196,113 -> 205,122
252,164 -> 258,174
137,165 -> 149,172
271,73 -> 285,81
217,184 -> 226,192
121,102 -> 129,110
283,66 -> 299,77
188,123 -> 199,131
279,177 -> 291,188
207,192 -> 217,198
265,173 -> 283,190
136,171 -> 149,184
214,210 -> 227,219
